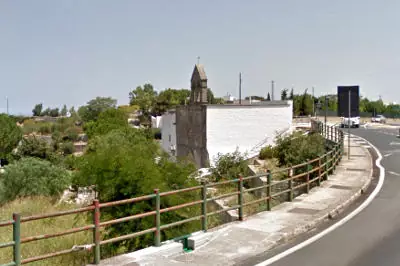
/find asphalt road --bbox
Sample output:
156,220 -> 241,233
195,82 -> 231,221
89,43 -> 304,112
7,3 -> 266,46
240,127 -> 400,266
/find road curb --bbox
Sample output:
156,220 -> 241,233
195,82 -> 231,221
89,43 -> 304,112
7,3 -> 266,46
273,142 -> 374,249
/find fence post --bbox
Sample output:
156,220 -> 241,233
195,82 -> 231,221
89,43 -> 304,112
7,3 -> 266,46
306,161 -> 310,193
326,153 -> 330,178
238,175 -> 244,221
267,170 -> 272,211
201,181 -> 208,231
288,167 -> 293,202
318,157 -> 322,186
154,189 -> 161,247
93,200 -> 101,264
13,213 -> 21,266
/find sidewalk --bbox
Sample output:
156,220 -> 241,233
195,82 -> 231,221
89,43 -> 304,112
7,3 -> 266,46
92,136 -> 373,266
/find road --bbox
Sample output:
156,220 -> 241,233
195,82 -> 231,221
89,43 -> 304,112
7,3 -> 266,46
242,126 -> 400,266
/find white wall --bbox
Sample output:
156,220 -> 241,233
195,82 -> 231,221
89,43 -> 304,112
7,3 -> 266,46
151,116 -> 163,128
206,102 -> 293,164
161,111 -> 177,156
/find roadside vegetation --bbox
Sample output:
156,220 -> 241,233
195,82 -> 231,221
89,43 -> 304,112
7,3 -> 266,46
0,85 -> 345,265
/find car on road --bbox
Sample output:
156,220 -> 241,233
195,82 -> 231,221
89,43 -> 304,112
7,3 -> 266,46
371,115 -> 386,123
340,116 -> 360,128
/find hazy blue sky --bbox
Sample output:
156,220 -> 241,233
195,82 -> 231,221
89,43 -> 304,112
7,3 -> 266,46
1,0 -> 399,115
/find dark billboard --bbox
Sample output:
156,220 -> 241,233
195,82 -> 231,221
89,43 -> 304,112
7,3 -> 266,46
337,86 -> 360,117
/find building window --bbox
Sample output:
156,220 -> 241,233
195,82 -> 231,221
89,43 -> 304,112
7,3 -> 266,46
169,135 -> 171,142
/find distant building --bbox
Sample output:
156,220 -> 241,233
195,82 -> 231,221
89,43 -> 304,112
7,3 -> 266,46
223,94 -> 237,102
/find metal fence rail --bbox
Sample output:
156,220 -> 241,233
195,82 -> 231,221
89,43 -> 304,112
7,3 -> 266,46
0,120 -> 343,266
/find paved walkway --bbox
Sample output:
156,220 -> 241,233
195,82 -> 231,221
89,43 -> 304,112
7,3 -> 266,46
91,136 -> 372,266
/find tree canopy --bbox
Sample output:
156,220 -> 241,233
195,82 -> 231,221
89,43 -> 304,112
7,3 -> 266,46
129,84 -> 157,117
73,128 -> 198,252
32,103 -> 43,116
0,114 -> 22,159
78,97 -> 117,122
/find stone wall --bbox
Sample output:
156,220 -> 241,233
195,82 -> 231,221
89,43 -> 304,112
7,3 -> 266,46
175,105 -> 209,168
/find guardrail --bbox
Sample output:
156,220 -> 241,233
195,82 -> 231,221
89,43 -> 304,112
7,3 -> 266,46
0,120 -> 343,266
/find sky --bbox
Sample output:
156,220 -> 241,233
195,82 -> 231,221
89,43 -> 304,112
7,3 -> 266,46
1,0 -> 400,115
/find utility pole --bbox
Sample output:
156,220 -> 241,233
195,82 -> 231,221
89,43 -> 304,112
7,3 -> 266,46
312,87 -> 315,117
348,89 -> 351,160
324,96 -> 328,124
239,73 -> 242,105
6,97 -> 8,115
197,56 -> 200,65
271,80 -> 275,101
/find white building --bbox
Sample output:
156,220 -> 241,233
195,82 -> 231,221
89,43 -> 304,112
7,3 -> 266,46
161,101 -> 293,167
161,64 -> 293,168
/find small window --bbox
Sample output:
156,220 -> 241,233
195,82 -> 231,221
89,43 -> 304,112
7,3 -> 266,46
169,135 -> 171,142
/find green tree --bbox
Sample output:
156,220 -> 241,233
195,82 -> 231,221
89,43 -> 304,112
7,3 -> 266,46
60,105 -> 68,116
32,103 -> 43,116
73,128 -> 198,253
274,131 -> 325,167
245,96 -> 264,101
266,92 -> 271,101
69,106 -> 76,115
153,89 -> 190,115
84,108 -> 129,138
15,136 -> 56,161
42,108 -> 51,116
298,89 -> 313,116
210,149 -> 249,182
129,84 -> 157,118
49,108 -> 59,117
78,97 -> 117,122
0,157 -> 71,203
0,114 -> 22,159
289,88 -> 294,100
207,88 -> 215,104
281,89 -> 288,100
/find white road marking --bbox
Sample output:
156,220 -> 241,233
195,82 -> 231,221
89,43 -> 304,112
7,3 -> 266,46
388,171 -> 400,177
384,153 -> 392,158
255,135 -> 385,266
389,142 -> 400,146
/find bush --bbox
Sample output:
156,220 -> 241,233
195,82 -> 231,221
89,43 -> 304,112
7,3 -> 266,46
15,136 -> 56,161
84,108 -> 129,138
64,127 -> 80,141
38,123 -> 52,134
210,149 -> 249,182
274,132 -> 326,167
0,157 -> 71,203
259,145 -> 275,160
0,114 -> 22,158
61,141 -> 75,155
73,128 -> 198,255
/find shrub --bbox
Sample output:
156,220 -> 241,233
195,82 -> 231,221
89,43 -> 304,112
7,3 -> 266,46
61,141 -> 75,155
84,108 -> 129,138
274,132 -> 326,167
38,123 -> 52,134
15,136 -> 55,161
64,127 -> 80,141
210,149 -> 249,182
73,128 -> 198,255
259,145 -> 275,160
0,114 -> 22,158
0,157 -> 71,203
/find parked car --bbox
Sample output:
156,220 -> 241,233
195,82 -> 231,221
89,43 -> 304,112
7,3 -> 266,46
371,115 -> 386,123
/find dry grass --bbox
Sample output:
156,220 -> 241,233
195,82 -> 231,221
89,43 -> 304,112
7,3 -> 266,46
0,196 -> 91,266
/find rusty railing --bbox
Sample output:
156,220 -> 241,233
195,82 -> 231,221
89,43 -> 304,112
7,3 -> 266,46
0,120 -> 343,266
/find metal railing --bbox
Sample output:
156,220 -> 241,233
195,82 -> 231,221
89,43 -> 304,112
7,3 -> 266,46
0,121 -> 343,266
